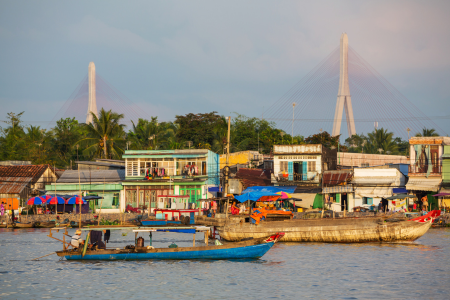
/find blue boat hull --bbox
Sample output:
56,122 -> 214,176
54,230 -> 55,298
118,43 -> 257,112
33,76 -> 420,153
141,220 -> 195,225
63,242 -> 274,261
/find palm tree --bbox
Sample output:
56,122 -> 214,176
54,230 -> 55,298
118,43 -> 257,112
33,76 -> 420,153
363,128 -> 399,155
128,117 -> 159,150
79,108 -> 126,159
157,122 -> 179,149
25,125 -> 45,162
212,117 -> 228,154
415,128 -> 439,137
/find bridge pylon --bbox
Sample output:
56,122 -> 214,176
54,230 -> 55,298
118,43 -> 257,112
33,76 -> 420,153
332,33 -> 356,138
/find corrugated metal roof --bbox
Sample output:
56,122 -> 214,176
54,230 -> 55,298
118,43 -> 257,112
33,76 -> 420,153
57,170 -> 125,183
0,164 -> 53,181
323,170 -> 353,187
235,168 -> 272,188
76,161 -> 125,168
0,177 -> 32,194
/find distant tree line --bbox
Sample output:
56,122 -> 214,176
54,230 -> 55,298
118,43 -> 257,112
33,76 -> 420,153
0,109 -> 440,168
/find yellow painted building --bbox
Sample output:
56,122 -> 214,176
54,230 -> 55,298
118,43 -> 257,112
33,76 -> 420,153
219,151 -> 263,169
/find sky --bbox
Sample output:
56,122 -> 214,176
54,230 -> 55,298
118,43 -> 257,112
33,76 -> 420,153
0,0 -> 449,137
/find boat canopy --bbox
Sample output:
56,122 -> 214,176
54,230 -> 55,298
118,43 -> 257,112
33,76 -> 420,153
234,192 -> 279,203
241,186 -> 296,194
385,194 -> 416,200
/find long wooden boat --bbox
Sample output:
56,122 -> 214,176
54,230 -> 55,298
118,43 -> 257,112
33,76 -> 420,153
220,218 -> 432,243
54,228 -> 284,261
11,223 -> 34,228
33,221 -> 56,228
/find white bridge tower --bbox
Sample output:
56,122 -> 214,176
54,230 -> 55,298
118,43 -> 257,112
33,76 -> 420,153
332,33 -> 356,138
86,62 -> 98,124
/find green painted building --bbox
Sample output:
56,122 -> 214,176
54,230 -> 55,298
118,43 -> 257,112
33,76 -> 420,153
122,149 -> 220,212
45,170 -> 124,213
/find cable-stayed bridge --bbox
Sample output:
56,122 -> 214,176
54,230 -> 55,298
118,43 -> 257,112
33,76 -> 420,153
263,33 -> 445,140
50,62 -> 149,128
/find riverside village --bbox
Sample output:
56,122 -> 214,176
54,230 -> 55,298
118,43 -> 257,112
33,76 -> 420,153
1,5 -> 450,297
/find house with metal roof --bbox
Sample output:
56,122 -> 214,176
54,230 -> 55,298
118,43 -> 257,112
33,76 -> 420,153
122,149 -> 219,213
0,164 -> 57,210
45,170 -> 125,213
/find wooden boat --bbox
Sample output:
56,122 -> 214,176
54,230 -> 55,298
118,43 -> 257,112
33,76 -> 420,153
220,217 -> 432,243
33,221 -> 56,228
11,223 -> 34,228
53,227 -> 284,261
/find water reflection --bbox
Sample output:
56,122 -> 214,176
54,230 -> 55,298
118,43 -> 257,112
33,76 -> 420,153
0,228 -> 449,299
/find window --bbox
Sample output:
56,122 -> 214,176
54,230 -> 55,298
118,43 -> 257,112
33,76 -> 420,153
363,197 -> 373,205
308,161 -> 316,172
279,161 -> 288,172
126,159 -> 139,176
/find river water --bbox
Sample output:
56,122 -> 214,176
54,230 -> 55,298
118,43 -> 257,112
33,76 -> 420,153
0,227 -> 449,299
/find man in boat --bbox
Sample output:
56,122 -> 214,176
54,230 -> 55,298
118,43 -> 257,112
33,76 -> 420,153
88,230 -> 106,250
71,230 -> 84,249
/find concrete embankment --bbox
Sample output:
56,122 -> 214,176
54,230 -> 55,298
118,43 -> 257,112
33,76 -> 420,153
1,213 -> 144,225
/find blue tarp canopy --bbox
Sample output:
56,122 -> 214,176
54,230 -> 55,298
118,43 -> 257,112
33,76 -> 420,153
234,192 -> 280,203
241,186 -> 296,194
234,186 -> 297,203
393,188 -> 407,194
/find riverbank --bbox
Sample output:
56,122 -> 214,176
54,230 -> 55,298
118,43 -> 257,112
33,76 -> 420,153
0,212 -> 144,225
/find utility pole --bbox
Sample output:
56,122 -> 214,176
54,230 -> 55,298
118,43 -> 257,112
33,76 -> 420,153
78,166 -> 82,229
225,116 -> 231,219
103,136 -> 107,158
292,103 -> 296,144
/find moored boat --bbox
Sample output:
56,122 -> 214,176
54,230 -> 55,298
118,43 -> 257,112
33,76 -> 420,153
220,217 -> 433,243
11,223 -> 34,228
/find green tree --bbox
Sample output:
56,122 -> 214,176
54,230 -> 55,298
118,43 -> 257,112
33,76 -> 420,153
52,117 -> 83,166
128,117 -> 160,150
363,128 -> 399,155
345,133 -> 367,153
0,111 -> 26,160
305,131 -> 345,150
79,108 -> 126,159
415,128 -> 439,137
175,112 -> 222,148
24,125 -> 47,163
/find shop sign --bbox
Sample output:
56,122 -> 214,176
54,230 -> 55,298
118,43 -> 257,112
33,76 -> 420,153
277,155 -> 318,160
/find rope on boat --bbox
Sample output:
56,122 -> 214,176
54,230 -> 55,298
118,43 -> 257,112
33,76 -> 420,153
31,252 -> 56,261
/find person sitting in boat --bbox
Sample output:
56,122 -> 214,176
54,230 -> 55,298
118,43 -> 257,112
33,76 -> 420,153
231,201 -> 240,215
71,230 -> 84,249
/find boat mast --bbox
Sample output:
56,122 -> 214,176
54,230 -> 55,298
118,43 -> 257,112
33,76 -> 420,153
78,165 -> 82,229
225,116 -> 231,218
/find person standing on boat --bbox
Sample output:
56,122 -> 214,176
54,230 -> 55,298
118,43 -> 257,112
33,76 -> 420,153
421,196 -> 428,212
1,203 -> 4,216
211,201 -> 217,217
71,230 -> 84,249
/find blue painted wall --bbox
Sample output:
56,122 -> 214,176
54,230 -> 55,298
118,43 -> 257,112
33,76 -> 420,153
207,150 -> 220,185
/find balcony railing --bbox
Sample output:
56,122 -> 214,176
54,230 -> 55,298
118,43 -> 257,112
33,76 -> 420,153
409,164 -> 441,174
275,172 -> 319,182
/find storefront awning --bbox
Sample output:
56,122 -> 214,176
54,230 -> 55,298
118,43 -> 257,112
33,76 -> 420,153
406,177 -> 441,192
352,176 -> 399,185
322,184 -> 353,194
355,187 -> 393,198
